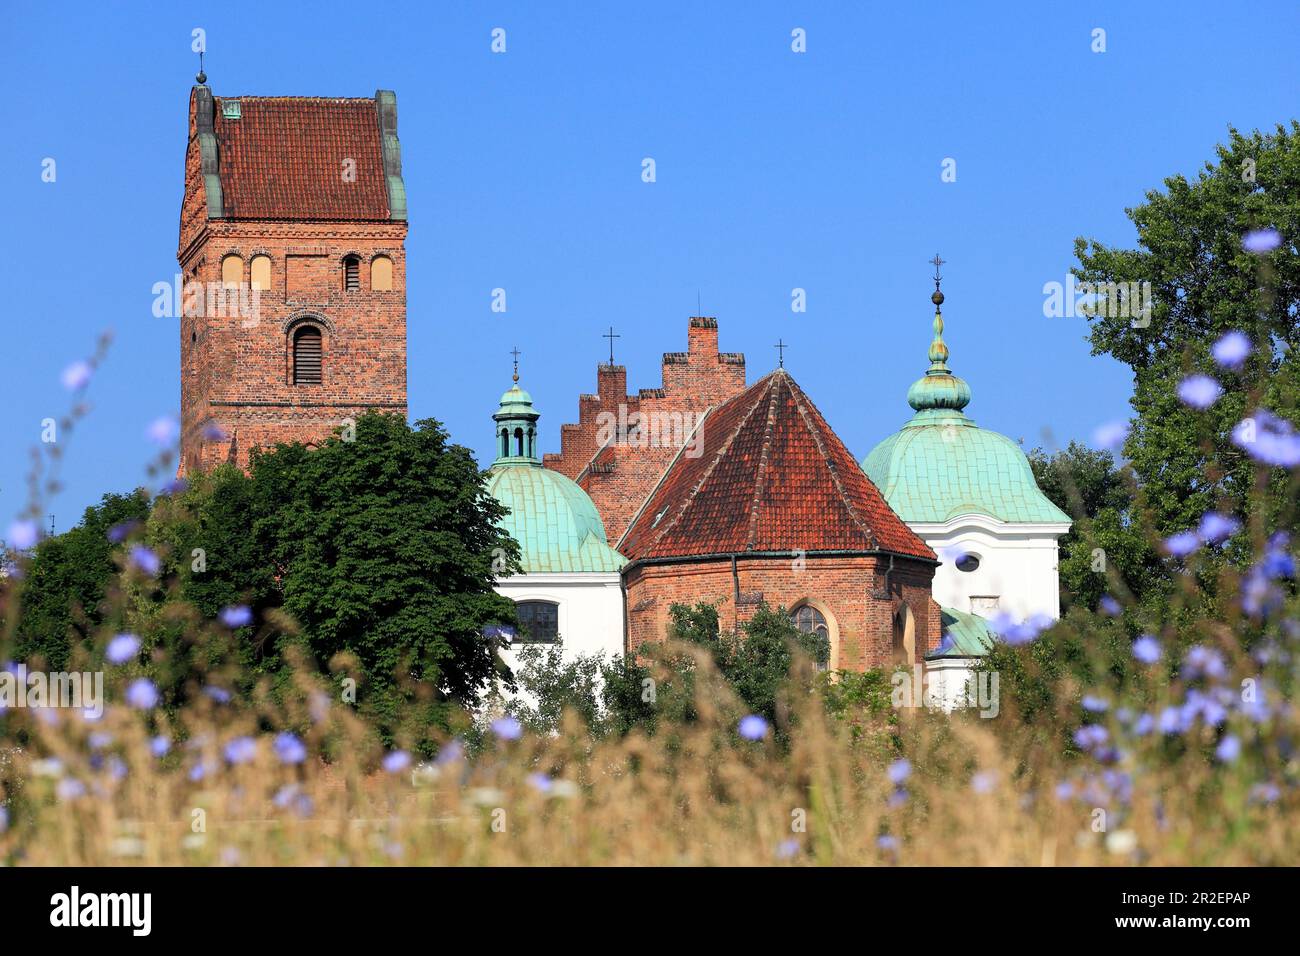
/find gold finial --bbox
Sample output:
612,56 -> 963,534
930,253 -> 945,306
510,346 -> 520,383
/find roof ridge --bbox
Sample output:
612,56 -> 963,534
786,375 -> 881,550
634,379 -> 772,555
745,375 -> 783,550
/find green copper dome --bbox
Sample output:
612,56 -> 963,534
862,287 -> 1070,526
486,375 -> 626,574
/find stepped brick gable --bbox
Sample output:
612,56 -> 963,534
176,83 -> 408,473
619,369 -> 942,669
542,316 -> 746,542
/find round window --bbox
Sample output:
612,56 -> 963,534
956,553 -> 981,573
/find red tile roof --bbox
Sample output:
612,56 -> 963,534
212,97 -> 391,220
618,370 -> 936,562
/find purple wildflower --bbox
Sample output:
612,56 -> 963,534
56,778 -> 86,801
106,519 -> 142,543
1092,421 -> 1129,452
1131,634 -> 1162,665
6,520 -> 38,551
1081,695 -> 1109,713
887,758 -> 911,786
382,750 -> 411,773
224,737 -> 257,765
738,714 -> 768,740
219,605 -> 253,628
145,416 -> 179,446
128,545 -> 160,576
1182,645 -> 1227,681
124,678 -> 159,710
1177,374 -> 1222,410
1212,331 -> 1252,369
526,772 -> 553,793
1232,410 -> 1300,468
273,732 -> 307,765
105,633 -> 141,664
203,685 -> 233,704
1133,713 -> 1155,736
1198,512 -> 1241,544
1099,595 -> 1122,617
150,735 -> 170,757
61,360 -> 93,391
1242,228 -> 1282,253
1214,735 -> 1241,763
776,838 -> 800,859
490,717 -> 522,741
971,771 -> 997,794
876,835 -> 899,851
1163,531 -> 1201,558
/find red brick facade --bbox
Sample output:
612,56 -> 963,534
624,555 -> 942,669
543,317 -> 745,542
176,86 -> 408,473
617,365 -> 942,669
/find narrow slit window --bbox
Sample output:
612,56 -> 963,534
293,326 -> 323,384
343,256 -> 360,292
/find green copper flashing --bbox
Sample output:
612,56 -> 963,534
862,282 -> 1070,526
375,90 -> 407,221
485,377 -> 625,574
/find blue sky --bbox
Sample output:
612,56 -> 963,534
2,1 -> 1297,532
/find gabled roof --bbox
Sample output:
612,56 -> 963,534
618,370 -> 935,563
208,93 -> 399,221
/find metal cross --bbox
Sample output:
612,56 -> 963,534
602,326 -> 620,365
930,253 -> 946,283
774,339 -> 787,368
510,346 -> 520,382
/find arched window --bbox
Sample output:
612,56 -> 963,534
370,255 -> 393,291
791,603 -> 832,671
514,427 -> 524,457
292,326 -> 323,384
527,426 -> 535,458
892,604 -> 916,665
221,254 -> 243,287
250,254 -> 272,291
343,255 -> 360,291
516,600 -> 559,643
500,428 -> 509,458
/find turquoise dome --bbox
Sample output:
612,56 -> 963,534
862,289 -> 1070,526
486,465 -> 626,573
485,374 -> 626,574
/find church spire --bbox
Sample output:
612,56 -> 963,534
493,350 -> 541,465
907,256 -> 972,415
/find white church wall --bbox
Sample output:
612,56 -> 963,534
911,514 -> 1070,622
491,572 -> 624,708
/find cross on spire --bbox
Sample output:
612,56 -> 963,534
602,326 -> 620,365
774,339 -> 788,368
930,253 -> 946,285
510,346 -> 521,383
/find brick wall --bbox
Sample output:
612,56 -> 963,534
177,94 -> 408,473
623,552 -> 941,671
543,317 -> 747,542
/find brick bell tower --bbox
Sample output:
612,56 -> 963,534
176,67 -> 408,473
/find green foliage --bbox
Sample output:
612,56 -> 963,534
1027,442 -> 1164,612
10,490 -> 151,668
1074,122 -> 1300,539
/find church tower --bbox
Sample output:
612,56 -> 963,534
176,70 -> 409,473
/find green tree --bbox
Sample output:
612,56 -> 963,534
247,413 -> 521,738
1028,441 -> 1163,611
1074,122 -> 1300,539
10,490 -> 151,668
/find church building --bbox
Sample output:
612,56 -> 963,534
175,77 -> 1070,701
